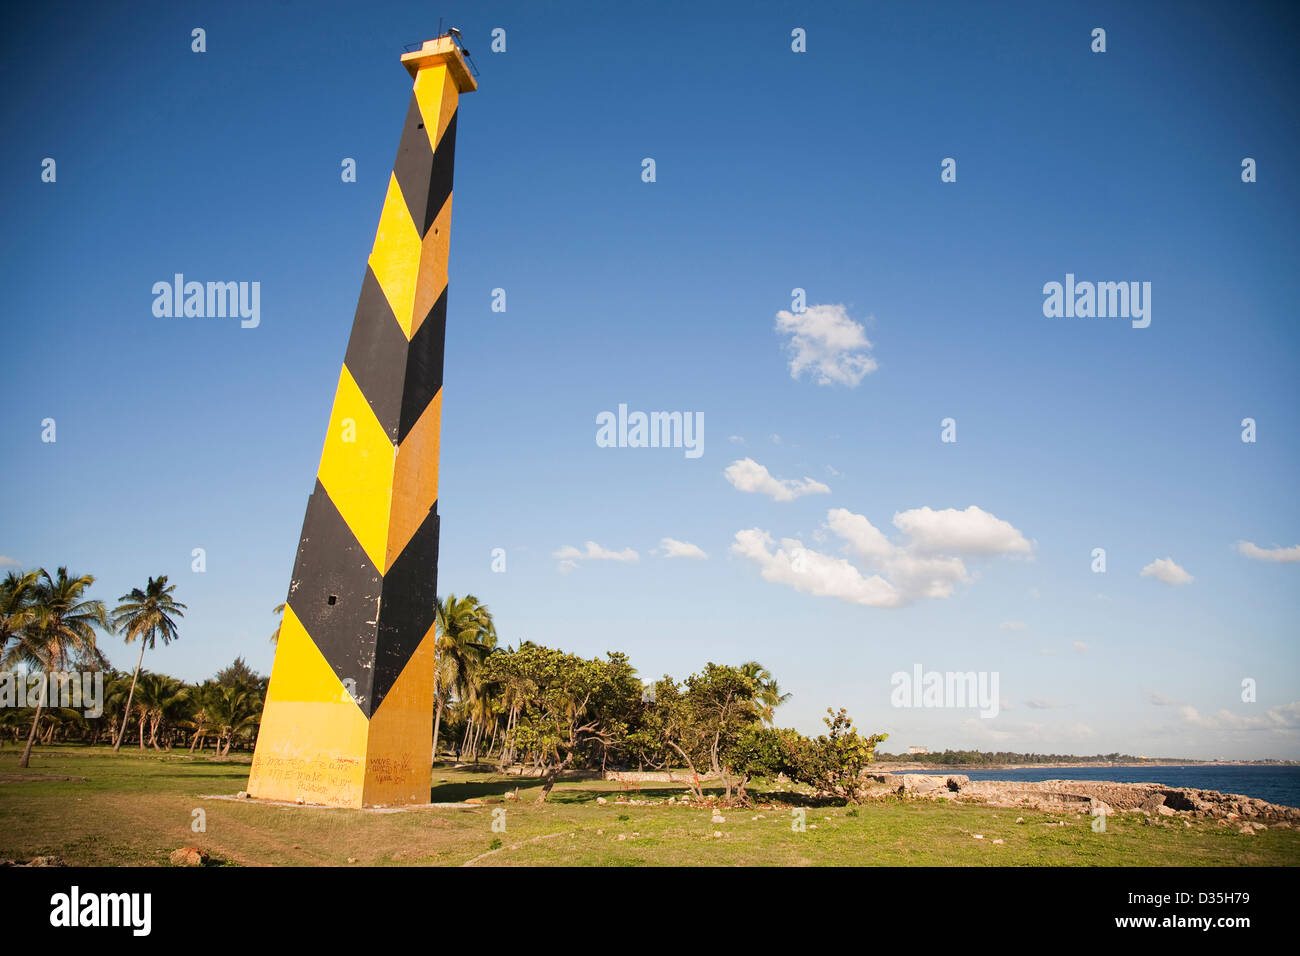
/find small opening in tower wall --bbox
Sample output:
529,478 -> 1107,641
327,594 -> 338,606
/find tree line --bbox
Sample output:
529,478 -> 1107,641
5,574 -> 894,806
877,749 -> 1154,766
420,594 -> 890,804
0,659 -> 266,758
1,568 -> 193,768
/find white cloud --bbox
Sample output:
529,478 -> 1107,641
1237,540 -> 1300,563
1177,702 -> 1300,733
999,620 -> 1027,631
723,458 -> 831,502
958,717 -> 1017,744
826,508 -> 894,559
774,303 -> 878,387
1072,641 -> 1089,652
0,555 -> 20,567
1025,698 -> 1065,710
879,551 -> 970,600
826,465 -> 841,477
1150,693 -> 1300,736
732,504 -> 1031,609
1140,557 -> 1193,586
957,717 -> 1095,747
893,506 -> 1033,556
728,435 -> 745,444
553,541 -> 638,572
731,528 -> 901,607
659,537 -> 707,560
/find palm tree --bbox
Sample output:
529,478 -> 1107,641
133,672 -> 189,750
180,681 -> 218,753
496,667 -> 535,768
36,705 -> 87,745
740,660 -> 792,726
0,570 -> 39,656
110,576 -> 186,753
205,684 -> 260,755
270,603 -> 285,644
432,594 -> 497,761
432,651 -> 459,754
3,568 -> 109,768
96,670 -> 133,745
468,687 -> 501,763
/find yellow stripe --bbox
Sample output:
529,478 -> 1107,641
385,389 -> 442,570
363,622 -> 438,806
316,365 -> 396,572
413,65 -> 459,153
367,173 -> 423,337
410,195 -> 453,339
246,606 -> 370,806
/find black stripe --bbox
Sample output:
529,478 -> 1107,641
390,99 -> 456,238
343,266 -> 408,442
397,286 -> 447,443
423,111 -> 457,235
372,508 -> 440,712
391,94 -> 435,240
286,481 -> 383,714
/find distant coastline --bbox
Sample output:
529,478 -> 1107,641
876,761 -> 1300,772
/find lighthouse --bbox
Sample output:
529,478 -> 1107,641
247,34 -> 476,808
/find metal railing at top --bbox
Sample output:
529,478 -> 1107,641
402,28 -> 480,77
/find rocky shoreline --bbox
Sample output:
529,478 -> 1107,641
603,768 -> 1299,823
878,773 -> 1300,828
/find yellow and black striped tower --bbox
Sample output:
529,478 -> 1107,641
247,35 -> 476,808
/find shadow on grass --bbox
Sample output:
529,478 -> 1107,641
424,768 -> 883,809
542,786 -> 690,805
428,778 -> 696,804
159,771 -> 254,782
429,779 -> 525,802
108,770 -> 253,781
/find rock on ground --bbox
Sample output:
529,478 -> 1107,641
169,847 -> 209,867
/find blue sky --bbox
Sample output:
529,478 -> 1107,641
3,0 -> 1297,758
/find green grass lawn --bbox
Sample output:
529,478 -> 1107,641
2,745 -> 1296,866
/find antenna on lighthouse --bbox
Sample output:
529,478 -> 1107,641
444,26 -> 479,76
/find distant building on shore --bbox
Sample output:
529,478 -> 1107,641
908,746 -> 929,755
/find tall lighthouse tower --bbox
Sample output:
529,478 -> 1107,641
247,35 -> 475,808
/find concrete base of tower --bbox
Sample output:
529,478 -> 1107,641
246,612 -> 437,809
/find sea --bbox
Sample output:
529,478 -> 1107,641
891,765 -> 1300,808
